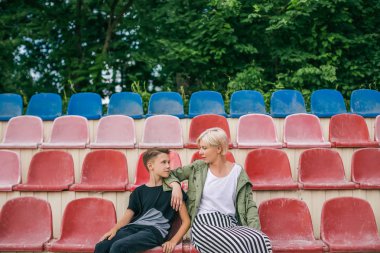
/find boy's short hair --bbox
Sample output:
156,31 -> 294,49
196,127 -> 228,155
142,148 -> 170,171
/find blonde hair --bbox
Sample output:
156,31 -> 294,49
196,127 -> 229,155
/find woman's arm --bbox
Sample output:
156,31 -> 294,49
99,209 -> 135,241
245,187 -> 261,230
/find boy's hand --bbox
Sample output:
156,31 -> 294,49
170,182 -> 183,211
162,240 -> 176,253
100,228 -> 117,241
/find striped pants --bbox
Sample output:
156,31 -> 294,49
191,212 -> 272,253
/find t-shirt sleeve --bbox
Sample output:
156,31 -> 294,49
127,189 -> 140,213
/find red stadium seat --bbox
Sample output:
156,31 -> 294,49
45,198 -> 116,252
259,198 -> 327,252
245,149 -> 298,190
284,113 -> 330,148
321,197 -> 380,252
88,115 -> 135,148
0,150 -> 20,191
70,150 -> 129,191
236,114 -> 282,148
375,115 -> 380,143
298,148 -> 357,189
41,115 -> 89,149
0,197 -> 52,251
139,115 -> 183,148
185,114 -> 233,148
13,151 -> 74,191
329,113 -> 378,147
351,148 -> 380,189
190,150 -> 235,163
0,116 -> 43,148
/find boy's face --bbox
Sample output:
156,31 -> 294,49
147,153 -> 171,178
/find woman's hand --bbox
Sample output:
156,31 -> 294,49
170,182 -> 183,211
162,240 -> 176,253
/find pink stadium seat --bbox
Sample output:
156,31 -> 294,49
129,150 -> 182,191
321,197 -> 380,252
45,198 -> 116,252
259,198 -> 327,252
185,114 -> 233,148
0,150 -> 20,191
0,116 -> 43,148
284,113 -> 330,148
70,150 -> 129,191
0,197 -> 52,251
41,115 -> 89,149
351,148 -> 380,189
329,113 -> 378,147
245,149 -> 298,190
88,115 -> 135,148
191,150 -> 235,163
236,114 -> 282,148
139,115 -> 183,148
13,151 -> 74,191
375,115 -> 380,143
298,148 -> 357,190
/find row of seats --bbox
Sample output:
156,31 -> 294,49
1,113 -> 379,149
1,148 -> 379,192
2,196 -> 380,252
1,89 -> 379,121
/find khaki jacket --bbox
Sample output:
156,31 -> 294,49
163,160 -> 261,230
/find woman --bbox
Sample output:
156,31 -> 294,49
164,127 -> 272,253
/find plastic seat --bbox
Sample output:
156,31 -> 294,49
139,115 -> 183,148
375,115 -> 380,143
236,114 -> 282,148
351,148 -> 380,189
311,89 -> 347,117
245,149 -> 298,190
13,151 -> 74,191
259,198 -> 327,252
270,89 -> 307,118
41,115 -> 89,148
329,113 -> 378,147
107,92 -> 144,119
88,115 -> 136,148
350,89 -> 380,117
191,150 -> 235,163
284,113 -> 331,148
129,151 -> 182,191
321,197 -> 380,252
299,148 -> 357,189
0,150 -> 20,191
0,197 -> 52,251
185,114 -> 233,148
229,90 -> 266,118
147,92 -> 185,118
26,93 -> 62,120
0,93 -> 23,121
67,92 -> 102,120
0,116 -> 43,148
70,150 -> 129,191
188,91 -> 227,118
45,198 -> 116,252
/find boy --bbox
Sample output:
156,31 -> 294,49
94,148 -> 190,253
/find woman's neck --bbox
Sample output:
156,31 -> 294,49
208,155 -> 232,177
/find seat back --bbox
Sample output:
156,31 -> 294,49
2,116 -> 43,144
26,93 -> 62,120
311,89 -> 347,117
351,148 -> 380,183
350,89 -> 380,117
229,90 -> 266,118
49,116 -> 89,143
95,115 -> 135,145
67,92 -> 102,119
259,198 -> 316,241
329,113 -> 371,144
107,92 -> 144,119
0,150 -> 20,190
0,93 -> 23,121
147,92 -> 185,118
188,91 -> 226,117
375,115 -> 380,142
270,89 -> 306,117
191,150 -> 235,163
284,113 -> 325,143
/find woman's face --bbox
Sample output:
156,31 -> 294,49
198,139 -> 220,163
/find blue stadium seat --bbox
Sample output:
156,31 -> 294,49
188,91 -> 227,118
67,92 -> 102,120
311,89 -> 347,117
270,89 -> 306,118
26,93 -> 62,120
147,92 -> 185,118
0,93 -> 23,121
107,92 -> 144,119
350,89 -> 380,117
230,90 -> 266,118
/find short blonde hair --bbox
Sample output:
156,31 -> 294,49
196,127 -> 228,155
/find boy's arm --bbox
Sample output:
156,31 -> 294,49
100,209 -> 135,241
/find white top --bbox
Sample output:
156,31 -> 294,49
198,164 -> 242,217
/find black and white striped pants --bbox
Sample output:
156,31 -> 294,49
191,212 -> 272,253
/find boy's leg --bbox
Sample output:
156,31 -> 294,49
94,227 -> 135,253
